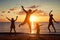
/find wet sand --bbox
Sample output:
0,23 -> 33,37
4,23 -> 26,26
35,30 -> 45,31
0,32 -> 60,40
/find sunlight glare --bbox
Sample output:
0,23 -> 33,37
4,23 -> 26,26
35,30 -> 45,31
30,15 -> 37,22
31,22 -> 37,34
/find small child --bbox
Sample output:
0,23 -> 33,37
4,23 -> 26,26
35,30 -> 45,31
35,22 -> 42,34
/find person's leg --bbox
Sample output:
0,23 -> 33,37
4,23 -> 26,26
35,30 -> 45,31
48,23 -> 51,32
19,20 -> 26,27
14,27 -> 16,33
37,28 -> 40,34
52,23 -> 56,32
28,22 -> 31,34
12,27 -> 16,35
10,27 -> 12,33
38,26 -> 40,34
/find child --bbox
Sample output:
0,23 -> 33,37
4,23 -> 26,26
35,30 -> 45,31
35,22 -> 42,34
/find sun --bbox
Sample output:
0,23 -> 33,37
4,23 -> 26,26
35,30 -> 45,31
30,15 -> 37,22
30,15 -> 38,34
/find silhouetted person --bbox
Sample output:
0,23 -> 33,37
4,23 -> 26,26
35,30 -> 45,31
6,16 -> 18,33
48,10 -> 58,32
35,23 -> 42,34
19,6 -> 37,33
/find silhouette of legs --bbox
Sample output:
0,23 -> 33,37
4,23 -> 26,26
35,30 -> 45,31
48,23 -> 51,32
19,20 -> 32,33
10,27 -> 16,33
48,22 -> 56,32
19,21 -> 26,27
37,28 -> 40,34
10,27 -> 12,33
14,28 -> 16,33
51,23 -> 56,32
28,22 -> 31,33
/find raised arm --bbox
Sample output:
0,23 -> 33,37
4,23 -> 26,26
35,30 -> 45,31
32,9 -> 37,13
6,17 -> 11,21
15,16 -> 18,21
49,10 -> 52,16
21,6 -> 28,13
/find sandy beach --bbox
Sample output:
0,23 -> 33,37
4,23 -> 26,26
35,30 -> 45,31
0,32 -> 60,40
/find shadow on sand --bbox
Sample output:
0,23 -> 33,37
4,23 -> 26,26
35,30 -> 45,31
0,32 -> 60,40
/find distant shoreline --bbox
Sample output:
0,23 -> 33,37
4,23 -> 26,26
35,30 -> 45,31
0,22 -> 60,23
0,32 -> 60,34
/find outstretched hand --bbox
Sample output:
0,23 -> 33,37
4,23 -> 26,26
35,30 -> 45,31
16,16 -> 18,18
21,5 -> 24,8
55,21 -> 59,24
49,10 -> 53,15
19,24 -> 20,27
6,17 -> 8,19
50,10 -> 53,12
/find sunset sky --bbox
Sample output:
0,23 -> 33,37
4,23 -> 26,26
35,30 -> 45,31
0,0 -> 60,22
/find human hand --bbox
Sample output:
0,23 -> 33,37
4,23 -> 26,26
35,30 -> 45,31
16,16 -> 18,18
21,5 -> 24,8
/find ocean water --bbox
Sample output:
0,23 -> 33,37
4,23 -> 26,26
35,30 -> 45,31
0,22 -> 60,34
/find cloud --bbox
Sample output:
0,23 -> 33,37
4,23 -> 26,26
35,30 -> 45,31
34,9 -> 47,16
17,9 -> 47,16
7,11 -> 10,13
9,7 -> 17,11
27,5 -> 39,8
0,15 -> 4,16
18,10 -> 26,15
1,11 -> 5,13
0,6 -> 47,16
